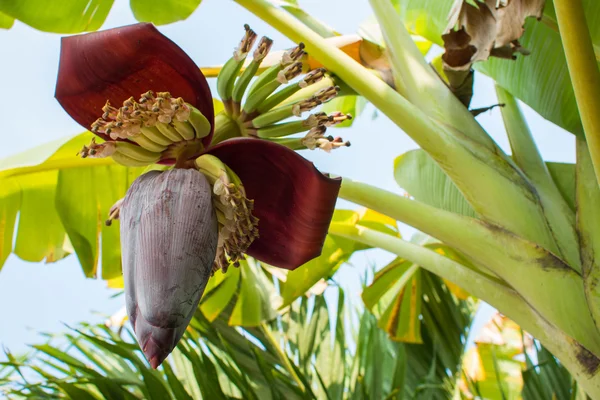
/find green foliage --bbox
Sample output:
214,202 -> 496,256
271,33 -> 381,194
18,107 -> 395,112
0,0 -> 204,32
130,0 -> 202,26
0,10 -> 13,28
522,343 -> 574,400
0,0 -> 113,33
392,0 -> 600,137
0,133 -> 145,277
3,0 -> 600,395
0,285 -> 474,400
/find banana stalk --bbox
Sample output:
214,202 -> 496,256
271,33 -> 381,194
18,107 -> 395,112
577,138 -> 600,331
338,178 -> 600,357
327,222 -> 600,398
497,86 -> 581,270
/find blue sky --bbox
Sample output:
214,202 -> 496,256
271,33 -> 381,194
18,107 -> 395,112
0,0 -> 575,355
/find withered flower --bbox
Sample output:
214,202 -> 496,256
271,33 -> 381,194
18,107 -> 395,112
55,23 -> 341,368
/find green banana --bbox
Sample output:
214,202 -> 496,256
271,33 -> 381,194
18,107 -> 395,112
257,68 -> 326,113
140,126 -> 173,146
243,79 -> 282,114
246,64 -> 282,98
256,120 -> 309,138
246,43 -> 304,98
156,122 -> 185,142
114,142 -> 161,163
217,25 -> 257,102
195,154 -> 228,184
172,120 -> 195,141
131,134 -> 168,152
232,37 -> 273,104
233,62 -> 261,103
188,108 -> 212,139
251,104 -> 296,128
217,57 -> 244,102
257,84 -> 302,114
111,151 -> 158,167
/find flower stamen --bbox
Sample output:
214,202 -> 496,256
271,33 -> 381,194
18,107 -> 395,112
301,126 -> 350,152
77,137 -> 116,158
194,154 -> 260,274
234,24 -> 258,62
282,42 -> 305,66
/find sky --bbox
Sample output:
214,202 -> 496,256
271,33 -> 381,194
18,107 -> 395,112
0,0 -> 576,356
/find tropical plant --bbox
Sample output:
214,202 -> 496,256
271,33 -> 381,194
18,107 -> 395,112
1,287 -> 475,400
1,294 -> 587,399
2,0 -> 600,396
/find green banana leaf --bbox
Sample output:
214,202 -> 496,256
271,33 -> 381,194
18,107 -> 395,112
130,0 -> 203,26
0,132 -> 144,279
0,0 -> 204,33
0,11 -> 13,28
0,0 -> 114,33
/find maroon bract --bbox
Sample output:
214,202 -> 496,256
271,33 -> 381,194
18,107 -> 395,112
208,138 -> 339,270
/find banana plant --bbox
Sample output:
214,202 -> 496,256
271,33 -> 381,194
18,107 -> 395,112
2,0 -> 600,396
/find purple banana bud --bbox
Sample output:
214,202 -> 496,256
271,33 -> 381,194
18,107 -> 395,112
120,168 -> 218,368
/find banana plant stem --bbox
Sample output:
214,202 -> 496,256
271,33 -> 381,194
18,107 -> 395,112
327,222 -> 600,397
328,222 -> 509,302
338,178 -> 600,358
554,0 -> 600,188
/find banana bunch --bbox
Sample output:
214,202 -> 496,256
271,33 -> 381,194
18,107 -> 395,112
129,106 -> 212,152
214,25 -> 352,152
82,89 -> 215,167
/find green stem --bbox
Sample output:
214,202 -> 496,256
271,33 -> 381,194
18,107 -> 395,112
554,0 -> 600,189
576,138 -> 600,331
260,322 -> 305,392
496,86 -> 548,181
338,178 -> 600,356
328,223 -> 600,397
328,222 -> 506,295
496,85 -> 580,271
